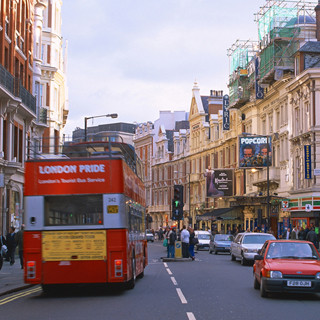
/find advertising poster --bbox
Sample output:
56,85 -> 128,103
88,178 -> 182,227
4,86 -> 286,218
42,230 -> 107,261
205,168 -> 234,197
239,136 -> 272,168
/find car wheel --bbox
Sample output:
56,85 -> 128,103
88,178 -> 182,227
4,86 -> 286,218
253,274 -> 260,290
260,277 -> 268,298
231,253 -> 236,261
240,253 -> 247,266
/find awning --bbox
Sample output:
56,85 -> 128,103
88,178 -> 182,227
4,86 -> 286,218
196,208 -> 239,221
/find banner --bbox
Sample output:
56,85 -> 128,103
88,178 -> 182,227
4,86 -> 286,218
239,136 -> 272,168
304,145 -> 312,179
205,168 -> 234,197
223,94 -> 230,131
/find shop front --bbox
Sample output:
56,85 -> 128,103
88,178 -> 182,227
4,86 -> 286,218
196,207 -> 243,234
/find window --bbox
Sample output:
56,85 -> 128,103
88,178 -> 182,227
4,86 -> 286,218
44,195 -> 103,226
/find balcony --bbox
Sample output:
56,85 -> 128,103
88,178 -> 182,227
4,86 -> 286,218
252,167 -> 280,188
0,64 -> 36,114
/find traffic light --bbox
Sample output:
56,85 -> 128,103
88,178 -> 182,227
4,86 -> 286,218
172,185 -> 184,220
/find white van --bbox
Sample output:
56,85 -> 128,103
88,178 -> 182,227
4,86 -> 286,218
194,231 -> 211,250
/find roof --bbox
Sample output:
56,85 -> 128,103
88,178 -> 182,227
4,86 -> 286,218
299,41 -> 320,54
201,96 -> 210,122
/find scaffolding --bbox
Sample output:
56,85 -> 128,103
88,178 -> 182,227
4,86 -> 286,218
228,40 -> 259,107
255,0 -> 317,83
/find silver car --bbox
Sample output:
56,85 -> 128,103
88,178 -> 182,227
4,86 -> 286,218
230,232 -> 276,265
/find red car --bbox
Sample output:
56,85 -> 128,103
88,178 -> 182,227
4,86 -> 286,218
253,240 -> 320,297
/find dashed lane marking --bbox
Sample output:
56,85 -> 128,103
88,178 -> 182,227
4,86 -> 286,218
187,312 -> 196,320
170,277 -> 178,286
166,268 -> 173,275
176,288 -> 187,304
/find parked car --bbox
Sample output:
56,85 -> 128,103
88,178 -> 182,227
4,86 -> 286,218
145,230 -> 154,242
209,234 -> 234,254
253,240 -> 320,297
194,231 -> 211,251
230,232 -> 276,265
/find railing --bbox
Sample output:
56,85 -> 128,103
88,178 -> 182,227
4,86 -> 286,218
0,64 -> 14,94
0,65 -> 36,114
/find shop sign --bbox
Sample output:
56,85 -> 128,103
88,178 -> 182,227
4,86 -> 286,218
305,204 -> 313,212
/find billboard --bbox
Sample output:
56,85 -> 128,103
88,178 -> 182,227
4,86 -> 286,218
239,136 -> 272,168
205,168 -> 234,197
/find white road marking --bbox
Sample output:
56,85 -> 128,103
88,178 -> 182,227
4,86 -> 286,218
176,288 -> 187,304
164,262 -> 168,267
187,312 -> 196,320
171,277 -> 178,285
166,268 -> 173,275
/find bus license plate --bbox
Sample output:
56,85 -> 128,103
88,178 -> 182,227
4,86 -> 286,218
287,280 -> 311,287
107,205 -> 119,214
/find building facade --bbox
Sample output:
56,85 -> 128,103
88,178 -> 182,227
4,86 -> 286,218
0,0 -> 37,232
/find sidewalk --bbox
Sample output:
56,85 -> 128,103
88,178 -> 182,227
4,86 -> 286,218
0,256 -> 34,296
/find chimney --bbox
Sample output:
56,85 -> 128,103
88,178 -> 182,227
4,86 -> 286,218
315,1 -> 320,41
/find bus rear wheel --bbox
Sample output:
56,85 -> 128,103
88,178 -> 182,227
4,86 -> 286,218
126,257 -> 136,290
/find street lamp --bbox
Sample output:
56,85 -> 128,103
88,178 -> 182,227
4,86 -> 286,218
84,113 -> 118,141
241,133 -> 271,231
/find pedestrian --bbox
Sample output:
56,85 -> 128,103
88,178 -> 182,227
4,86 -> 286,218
15,224 -> 24,269
188,227 -> 196,261
0,232 -> 7,270
290,226 -> 298,240
168,227 -> 177,258
298,227 -> 306,240
306,227 -> 318,249
283,227 -> 291,240
164,226 -> 170,258
181,225 -> 190,258
159,227 -> 164,240
6,226 -> 16,265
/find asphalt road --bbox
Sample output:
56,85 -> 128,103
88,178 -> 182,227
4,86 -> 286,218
0,241 -> 320,320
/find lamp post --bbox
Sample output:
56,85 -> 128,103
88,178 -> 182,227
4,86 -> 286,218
84,113 -> 118,141
241,133 -> 271,231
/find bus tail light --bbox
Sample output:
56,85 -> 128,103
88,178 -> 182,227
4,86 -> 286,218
27,261 -> 36,279
114,259 -> 123,277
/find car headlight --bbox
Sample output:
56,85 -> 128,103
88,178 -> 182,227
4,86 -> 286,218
268,271 -> 283,279
243,248 -> 257,253
316,273 -> 320,280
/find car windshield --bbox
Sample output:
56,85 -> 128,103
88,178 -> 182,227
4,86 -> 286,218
198,234 -> 210,240
242,234 -> 275,244
215,235 -> 234,241
266,242 -> 320,260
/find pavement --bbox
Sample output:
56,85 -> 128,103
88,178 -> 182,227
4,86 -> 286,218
0,255 -> 34,297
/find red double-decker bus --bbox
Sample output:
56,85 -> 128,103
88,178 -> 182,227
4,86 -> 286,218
23,141 -> 147,292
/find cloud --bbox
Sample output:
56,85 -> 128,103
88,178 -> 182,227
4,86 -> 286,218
62,0 -> 266,136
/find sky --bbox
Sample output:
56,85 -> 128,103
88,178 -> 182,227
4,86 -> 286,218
61,0 -> 266,137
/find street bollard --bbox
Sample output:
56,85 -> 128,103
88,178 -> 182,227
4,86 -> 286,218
175,241 -> 182,258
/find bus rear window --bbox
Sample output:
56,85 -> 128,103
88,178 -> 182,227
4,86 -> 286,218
44,195 -> 103,226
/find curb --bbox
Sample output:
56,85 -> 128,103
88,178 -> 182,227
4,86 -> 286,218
161,257 -> 193,262
0,284 -> 35,297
